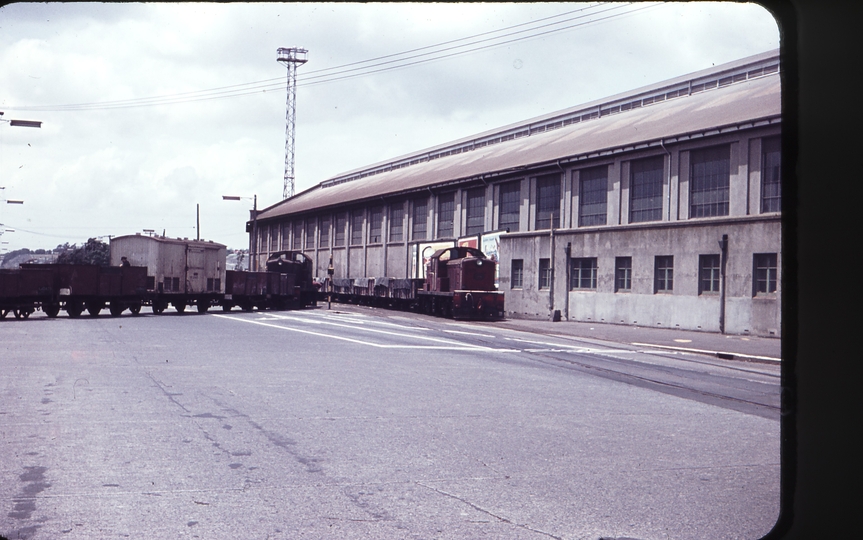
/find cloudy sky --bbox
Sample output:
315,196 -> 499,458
0,2 -> 780,252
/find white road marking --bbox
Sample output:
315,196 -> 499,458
631,342 -> 781,363
213,314 -> 516,352
443,330 -> 496,338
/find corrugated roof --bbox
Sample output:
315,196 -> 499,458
258,52 -> 780,222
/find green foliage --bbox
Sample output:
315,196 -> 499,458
55,238 -> 111,266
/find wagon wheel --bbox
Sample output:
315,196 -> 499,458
87,301 -> 105,316
13,308 -> 28,319
129,304 -> 141,315
0,308 -> 8,319
66,301 -> 84,318
196,302 -> 209,314
109,302 -> 125,317
241,302 -> 253,312
221,303 -> 232,312
43,304 -> 61,318
152,302 -> 166,315
174,301 -> 186,314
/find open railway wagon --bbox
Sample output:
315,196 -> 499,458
221,250 -> 317,312
1,264 -> 147,318
110,234 -> 226,314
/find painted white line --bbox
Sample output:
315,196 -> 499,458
262,313 -> 464,346
213,314 -> 515,352
631,342 -> 781,363
443,330 -> 496,338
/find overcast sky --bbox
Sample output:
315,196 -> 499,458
0,2 -> 780,252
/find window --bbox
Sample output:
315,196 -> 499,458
334,213 -> 346,247
570,258 -> 597,290
281,223 -> 290,250
753,253 -> 778,295
437,193 -> 455,238
319,216 -> 330,248
499,181 -> 521,232
292,221 -> 302,250
615,257 -> 632,292
270,224 -> 279,252
350,210 -> 364,245
699,254 -> 721,294
630,156 -> 664,223
579,166 -> 607,226
654,255 -> 674,293
690,145 -> 730,218
369,207 -> 383,243
511,259 -> 524,289
412,198 -> 428,240
539,258 -> 551,289
535,174 -> 561,230
389,203 -> 404,242
761,136 -> 781,213
466,187 -> 486,235
305,218 -> 315,249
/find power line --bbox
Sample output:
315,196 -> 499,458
6,3 -> 663,112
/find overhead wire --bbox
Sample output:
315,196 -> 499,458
7,2 -> 664,112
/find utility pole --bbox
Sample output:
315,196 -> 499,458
277,47 -> 308,200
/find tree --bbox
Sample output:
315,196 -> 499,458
55,238 -> 111,266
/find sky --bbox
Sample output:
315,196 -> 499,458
0,2 -> 781,253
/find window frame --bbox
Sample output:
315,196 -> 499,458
499,181 -> 521,232
698,254 -> 721,295
630,156 -> 665,223
465,187 -> 486,235
761,136 -> 781,213
437,193 -> 455,239
535,174 -> 561,230
511,259 -> 524,289
412,198 -> 428,241
334,213 -> 346,247
304,218 -> 315,249
578,166 -> 608,227
689,145 -> 731,218
350,210 -> 364,246
368,207 -> 383,244
389,203 -> 404,242
753,253 -> 778,295
538,258 -> 551,289
654,255 -> 674,293
615,256 -> 632,292
292,221 -> 302,250
319,215 -> 330,248
570,257 -> 598,290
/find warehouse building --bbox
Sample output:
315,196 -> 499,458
250,49 -> 782,336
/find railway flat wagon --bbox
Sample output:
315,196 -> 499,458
110,234 -> 226,314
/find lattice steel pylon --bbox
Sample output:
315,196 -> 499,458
277,47 -> 308,200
